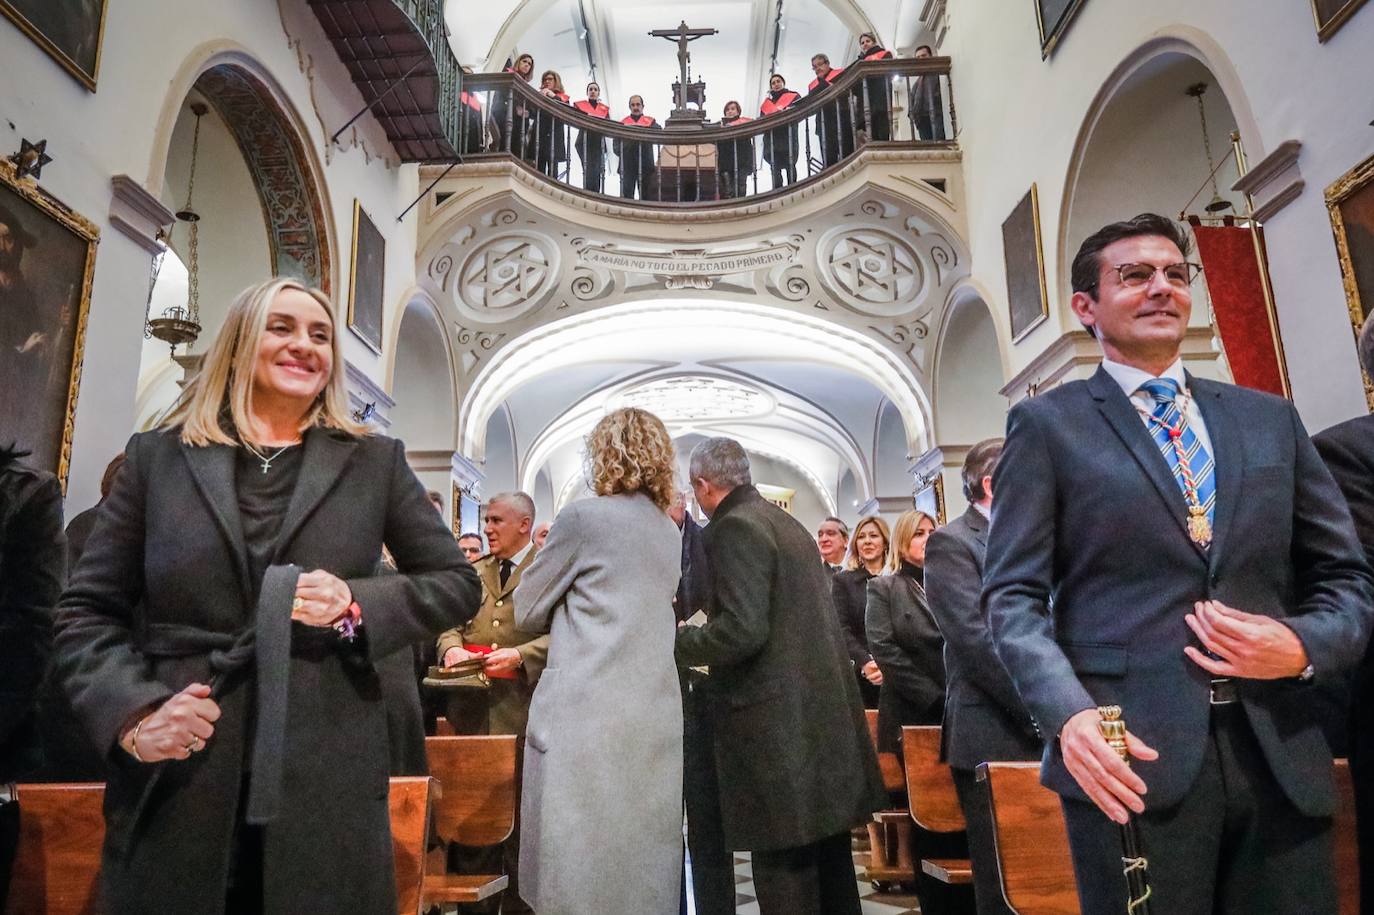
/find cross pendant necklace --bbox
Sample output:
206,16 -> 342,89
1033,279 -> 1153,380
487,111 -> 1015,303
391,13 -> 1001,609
243,442 -> 293,474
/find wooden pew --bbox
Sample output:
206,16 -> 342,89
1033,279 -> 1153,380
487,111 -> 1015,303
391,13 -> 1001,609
980,758 -> 1362,915
864,709 -> 916,889
977,761 -> 1077,915
423,735 -> 516,907
900,725 -> 973,886
4,782 -> 105,915
390,776 -> 437,915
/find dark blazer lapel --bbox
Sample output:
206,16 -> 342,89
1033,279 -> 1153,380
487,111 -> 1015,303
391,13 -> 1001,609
962,507 -> 987,547
1086,366 -> 1200,554
182,442 -> 251,597
271,428 -> 359,562
1188,375 -> 1239,567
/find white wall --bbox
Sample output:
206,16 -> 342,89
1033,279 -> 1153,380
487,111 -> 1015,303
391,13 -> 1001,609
0,0 -> 421,515
944,0 -> 1374,431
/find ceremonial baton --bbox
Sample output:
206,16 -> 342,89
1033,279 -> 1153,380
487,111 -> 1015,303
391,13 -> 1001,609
1098,705 -> 1152,914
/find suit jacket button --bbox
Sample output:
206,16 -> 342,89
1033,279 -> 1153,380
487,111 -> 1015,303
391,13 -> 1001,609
495,599 -> 504,607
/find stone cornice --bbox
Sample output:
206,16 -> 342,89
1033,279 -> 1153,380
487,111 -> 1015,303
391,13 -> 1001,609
1000,327 -> 1217,403
109,174 -> 174,255
344,360 -> 395,430
1231,140 -> 1303,223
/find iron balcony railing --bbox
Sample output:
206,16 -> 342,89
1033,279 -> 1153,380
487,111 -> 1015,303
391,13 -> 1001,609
450,56 -> 955,206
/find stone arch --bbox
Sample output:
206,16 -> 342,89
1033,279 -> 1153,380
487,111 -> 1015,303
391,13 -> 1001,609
147,45 -> 334,294
1057,31 -> 1260,318
931,286 -> 1007,445
389,293 -> 458,451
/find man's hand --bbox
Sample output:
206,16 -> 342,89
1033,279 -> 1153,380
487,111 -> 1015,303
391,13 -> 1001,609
483,647 -> 523,674
861,659 -> 883,686
1184,600 -> 1309,679
1059,708 -> 1158,824
442,646 -> 476,667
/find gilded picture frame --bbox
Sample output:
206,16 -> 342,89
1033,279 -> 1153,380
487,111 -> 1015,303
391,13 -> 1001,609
1003,183 -> 1050,343
1034,0 -> 1089,58
0,0 -> 108,91
1325,152 -> 1374,410
1311,0 -> 1370,41
914,474 -> 946,526
346,199 -> 385,354
0,158 -> 99,488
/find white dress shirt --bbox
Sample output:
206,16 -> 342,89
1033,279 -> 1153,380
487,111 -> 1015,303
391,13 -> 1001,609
1100,356 -> 1215,463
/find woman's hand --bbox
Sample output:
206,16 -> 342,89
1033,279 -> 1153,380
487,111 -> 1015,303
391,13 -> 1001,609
861,659 -> 884,685
293,569 -> 352,627
120,683 -> 222,762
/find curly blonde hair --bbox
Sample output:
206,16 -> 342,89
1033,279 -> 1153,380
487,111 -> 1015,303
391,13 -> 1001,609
585,408 -> 677,510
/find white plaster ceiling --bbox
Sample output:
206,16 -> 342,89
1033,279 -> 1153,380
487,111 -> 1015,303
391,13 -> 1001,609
445,0 -> 921,120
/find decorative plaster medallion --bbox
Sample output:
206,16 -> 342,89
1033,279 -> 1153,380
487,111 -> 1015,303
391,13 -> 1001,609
616,376 -> 773,423
817,228 -> 923,316
455,232 -> 556,322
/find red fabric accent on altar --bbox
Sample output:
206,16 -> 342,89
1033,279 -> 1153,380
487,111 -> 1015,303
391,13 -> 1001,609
1190,223 -> 1288,397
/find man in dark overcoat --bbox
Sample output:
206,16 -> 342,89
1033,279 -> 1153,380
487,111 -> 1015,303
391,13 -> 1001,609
677,437 -> 886,915
923,437 -> 1039,915
983,213 -> 1374,914
1313,310 -> 1374,914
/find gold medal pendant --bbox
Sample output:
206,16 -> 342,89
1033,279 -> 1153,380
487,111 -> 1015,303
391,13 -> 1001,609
1188,506 -> 1213,547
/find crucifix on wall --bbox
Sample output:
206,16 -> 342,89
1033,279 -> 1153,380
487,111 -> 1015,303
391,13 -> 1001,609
649,20 -> 717,121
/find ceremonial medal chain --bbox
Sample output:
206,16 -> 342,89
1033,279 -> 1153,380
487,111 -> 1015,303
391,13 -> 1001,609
1135,391 -> 1213,547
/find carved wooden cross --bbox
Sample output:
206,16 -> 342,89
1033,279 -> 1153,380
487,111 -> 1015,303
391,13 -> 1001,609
649,20 -> 718,112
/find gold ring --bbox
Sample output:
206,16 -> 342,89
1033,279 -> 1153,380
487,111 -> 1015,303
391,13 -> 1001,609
292,597 -> 304,611
184,739 -> 198,754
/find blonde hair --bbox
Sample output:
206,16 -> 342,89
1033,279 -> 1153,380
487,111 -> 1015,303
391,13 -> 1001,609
845,515 -> 890,572
540,70 -> 564,93
160,277 -> 367,446
887,509 -> 936,572
585,407 -> 677,510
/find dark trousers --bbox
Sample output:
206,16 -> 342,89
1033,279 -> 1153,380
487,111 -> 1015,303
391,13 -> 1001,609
1060,705 -> 1337,915
750,831 -> 859,915
914,112 -> 945,142
682,674 -> 735,915
952,767 -> 1015,915
769,163 -> 796,188
621,165 -> 649,199
580,152 -> 604,192
718,170 -> 749,199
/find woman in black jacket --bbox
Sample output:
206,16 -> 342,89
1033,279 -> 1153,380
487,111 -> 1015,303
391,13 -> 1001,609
832,514 -> 889,708
864,509 -> 942,753
759,73 -> 800,188
54,277 -> 481,915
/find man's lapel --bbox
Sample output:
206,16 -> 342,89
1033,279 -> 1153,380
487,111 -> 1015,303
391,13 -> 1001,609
1188,374 -> 1240,568
1086,365 -> 1205,559
181,441 -> 251,599
502,544 -> 537,597
272,427 -> 359,562
478,555 -> 501,600
962,507 -> 987,547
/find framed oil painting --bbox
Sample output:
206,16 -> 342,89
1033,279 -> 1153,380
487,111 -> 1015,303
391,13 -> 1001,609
0,159 -> 99,487
1311,0 -> 1369,41
347,200 -> 385,354
1034,0 -> 1089,57
0,0 -> 108,91
1326,152 -> 1374,409
914,474 -> 946,526
1002,184 -> 1050,342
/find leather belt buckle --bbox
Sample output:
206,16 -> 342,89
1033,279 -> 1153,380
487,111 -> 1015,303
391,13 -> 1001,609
1209,678 -> 1239,705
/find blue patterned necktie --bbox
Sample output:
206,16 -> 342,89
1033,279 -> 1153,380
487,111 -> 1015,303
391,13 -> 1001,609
1138,378 -> 1216,544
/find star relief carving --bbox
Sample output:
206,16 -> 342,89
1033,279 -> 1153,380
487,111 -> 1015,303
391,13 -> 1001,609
829,234 -> 915,303
461,239 -> 549,309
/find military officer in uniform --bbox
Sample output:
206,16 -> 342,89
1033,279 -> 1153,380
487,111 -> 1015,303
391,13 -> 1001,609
436,490 -> 547,913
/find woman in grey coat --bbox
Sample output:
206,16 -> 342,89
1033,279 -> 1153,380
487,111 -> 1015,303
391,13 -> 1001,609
514,407 -> 684,914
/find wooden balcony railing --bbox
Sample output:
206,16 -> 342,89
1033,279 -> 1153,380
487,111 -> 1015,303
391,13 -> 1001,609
449,57 -> 955,206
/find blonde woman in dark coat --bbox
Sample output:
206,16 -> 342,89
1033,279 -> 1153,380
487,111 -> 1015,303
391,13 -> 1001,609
515,407 -> 683,914
54,278 -> 481,914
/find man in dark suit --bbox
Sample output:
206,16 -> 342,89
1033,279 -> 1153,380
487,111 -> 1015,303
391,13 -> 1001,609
984,213 -> 1374,914
677,438 -> 886,915
816,515 -> 849,574
670,491 -> 733,915
1313,310 -> 1374,913
924,437 -> 1039,915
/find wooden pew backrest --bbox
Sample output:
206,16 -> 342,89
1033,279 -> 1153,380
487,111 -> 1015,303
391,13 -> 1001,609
1336,759 -> 1359,915
866,709 -> 907,795
901,725 -> 965,833
979,762 -> 1079,915
6,782 -> 105,915
424,735 -> 518,847
390,776 -> 436,915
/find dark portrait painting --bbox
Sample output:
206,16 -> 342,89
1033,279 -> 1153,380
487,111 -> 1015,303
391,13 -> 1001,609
1,0 -> 108,90
1002,184 -> 1049,342
1034,0 -> 1088,56
0,162 -> 99,485
1327,153 -> 1374,408
1311,0 -> 1370,41
347,200 -> 386,354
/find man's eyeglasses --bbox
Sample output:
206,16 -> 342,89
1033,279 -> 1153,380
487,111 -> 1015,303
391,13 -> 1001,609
1107,262 -> 1203,289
